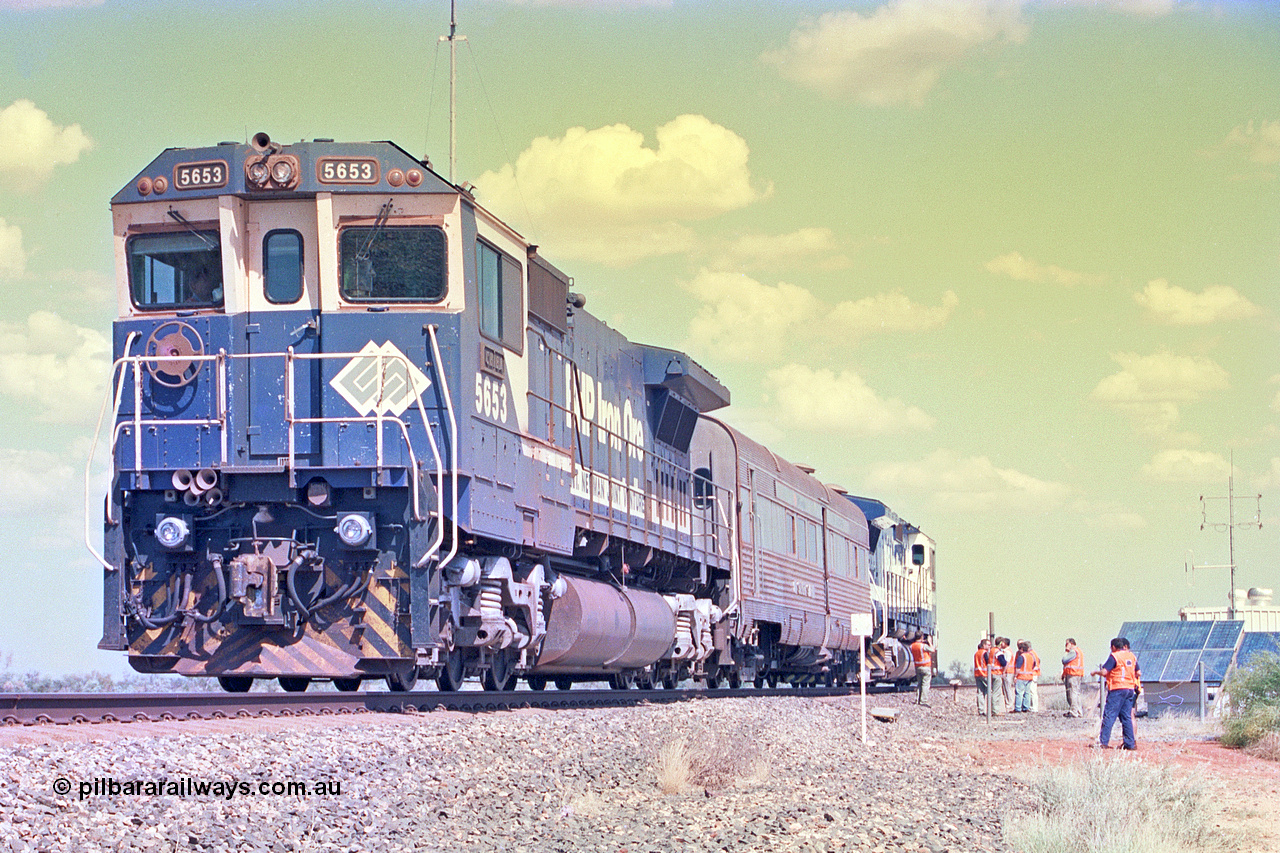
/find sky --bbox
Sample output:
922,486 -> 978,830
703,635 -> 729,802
0,0 -> 1276,678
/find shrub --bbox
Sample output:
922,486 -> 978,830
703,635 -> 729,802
652,728 -> 768,794
1005,756 -> 1221,853
1221,651 -> 1280,751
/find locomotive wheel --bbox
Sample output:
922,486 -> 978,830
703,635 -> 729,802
661,672 -> 678,690
278,677 -> 311,693
637,665 -> 656,690
527,674 -> 547,691
705,669 -> 722,690
436,649 -> 465,692
553,676 -> 574,691
333,678 -> 361,693
218,676 -> 253,693
483,649 -> 518,692
609,671 -> 636,690
386,667 -> 418,692
727,669 -> 742,690
753,675 -> 765,689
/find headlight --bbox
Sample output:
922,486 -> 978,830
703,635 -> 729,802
270,157 -> 295,185
246,159 -> 269,185
336,513 -> 373,548
156,516 -> 191,550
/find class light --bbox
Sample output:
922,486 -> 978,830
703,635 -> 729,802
155,516 -> 191,550
336,513 -> 373,548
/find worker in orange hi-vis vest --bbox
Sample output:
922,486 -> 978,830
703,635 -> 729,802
996,638 -> 1014,713
1061,638 -> 1086,718
910,634 -> 936,707
973,638 -> 994,715
1093,637 -> 1142,750
1013,640 -> 1040,712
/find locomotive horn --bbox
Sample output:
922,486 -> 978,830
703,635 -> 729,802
250,132 -> 278,153
172,469 -> 193,491
182,490 -> 201,507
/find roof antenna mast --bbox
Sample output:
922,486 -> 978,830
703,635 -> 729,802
441,0 -> 466,184
1189,451 -> 1262,619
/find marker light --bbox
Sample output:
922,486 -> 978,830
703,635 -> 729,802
336,513 -> 373,548
247,159 -> 269,185
156,516 -> 191,550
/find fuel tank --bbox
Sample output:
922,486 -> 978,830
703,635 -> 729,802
534,575 -> 676,673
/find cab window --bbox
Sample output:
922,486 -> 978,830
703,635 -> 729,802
477,240 -> 524,353
264,230 -> 303,304
339,225 -> 446,302
128,231 -> 222,308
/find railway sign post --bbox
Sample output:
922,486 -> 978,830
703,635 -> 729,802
851,612 -> 873,744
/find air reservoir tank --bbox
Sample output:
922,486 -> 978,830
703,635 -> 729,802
535,575 -> 676,673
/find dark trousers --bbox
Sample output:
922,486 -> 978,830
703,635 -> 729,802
1100,688 -> 1136,749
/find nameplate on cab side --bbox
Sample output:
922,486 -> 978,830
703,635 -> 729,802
480,343 -> 506,380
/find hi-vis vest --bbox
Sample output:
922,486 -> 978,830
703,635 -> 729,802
1105,650 -> 1140,691
1063,648 -> 1085,678
1015,650 -> 1040,681
973,648 -> 990,680
992,649 -> 1008,675
911,640 -> 933,669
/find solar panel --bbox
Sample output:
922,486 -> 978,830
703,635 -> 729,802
1162,649 -> 1204,682
1146,622 -> 1182,649
1120,621 -> 1147,646
1238,633 -> 1280,667
1200,650 -> 1235,681
1206,621 -> 1243,650
1137,649 -> 1169,680
1174,621 -> 1212,650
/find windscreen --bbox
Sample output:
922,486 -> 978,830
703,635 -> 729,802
339,225 -> 446,302
128,231 -> 223,308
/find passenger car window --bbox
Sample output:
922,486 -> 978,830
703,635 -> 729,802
339,225 -> 446,302
128,231 -> 223,309
264,230 -> 303,304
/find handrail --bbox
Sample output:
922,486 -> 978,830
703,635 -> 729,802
425,324 -> 459,570
84,331 -> 141,571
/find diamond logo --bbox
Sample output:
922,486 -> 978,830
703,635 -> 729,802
329,341 -> 431,417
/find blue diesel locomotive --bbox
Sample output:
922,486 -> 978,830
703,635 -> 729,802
89,133 -> 929,692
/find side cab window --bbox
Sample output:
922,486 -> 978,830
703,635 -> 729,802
477,240 -> 524,354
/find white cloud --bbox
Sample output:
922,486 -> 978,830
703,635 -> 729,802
683,270 -> 958,364
684,270 -> 819,363
0,447 -> 78,517
710,227 -> 850,272
0,217 -> 25,278
1141,449 -> 1231,483
829,289 -> 958,338
1091,351 -> 1229,440
865,449 -> 1070,514
1134,279 -> 1261,325
1222,119 -> 1280,166
0,311 -> 110,424
474,115 -> 768,265
985,251 -> 1103,287
1042,0 -> 1177,15
0,99 -> 93,190
762,0 -> 1029,106
763,363 -> 935,435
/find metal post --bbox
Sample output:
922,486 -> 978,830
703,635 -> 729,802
987,611 -> 994,723
1198,659 -> 1206,723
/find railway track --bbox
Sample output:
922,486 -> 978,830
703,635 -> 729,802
0,684 -> 858,726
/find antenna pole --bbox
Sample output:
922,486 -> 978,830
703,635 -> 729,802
440,0 -> 466,183
1195,452 -> 1262,620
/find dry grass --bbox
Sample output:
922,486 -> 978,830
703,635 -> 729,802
1244,731 -> 1280,762
1005,755 -> 1231,853
653,731 -> 769,794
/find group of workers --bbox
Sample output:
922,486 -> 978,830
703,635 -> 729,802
901,632 -> 1141,750
967,635 -> 1143,750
